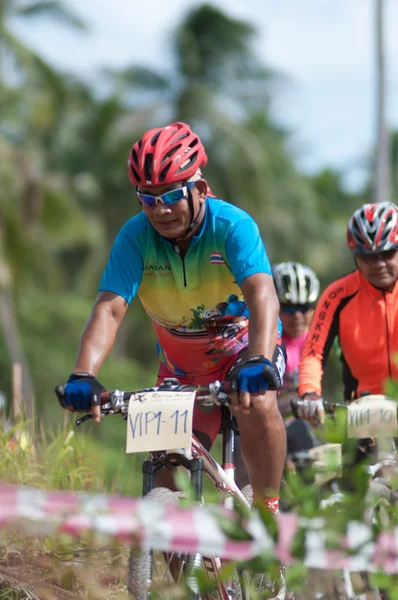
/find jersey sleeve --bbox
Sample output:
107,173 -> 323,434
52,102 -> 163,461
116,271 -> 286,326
298,279 -> 347,396
98,229 -> 144,303
225,218 -> 271,286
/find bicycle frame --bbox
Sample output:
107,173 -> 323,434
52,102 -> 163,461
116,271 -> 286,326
141,406 -> 250,600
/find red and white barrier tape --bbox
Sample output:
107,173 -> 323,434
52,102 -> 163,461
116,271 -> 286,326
0,485 -> 397,572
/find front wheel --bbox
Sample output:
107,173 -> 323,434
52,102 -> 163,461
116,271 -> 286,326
128,487 -> 201,599
128,487 -> 251,599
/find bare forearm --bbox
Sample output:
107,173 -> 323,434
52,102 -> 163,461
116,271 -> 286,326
73,308 -> 118,375
73,294 -> 127,376
248,294 -> 279,358
242,273 -> 280,359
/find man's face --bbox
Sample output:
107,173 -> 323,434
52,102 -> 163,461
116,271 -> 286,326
279,305 -> 314,338
138,180 -> 207,239
355,249 -> 398,289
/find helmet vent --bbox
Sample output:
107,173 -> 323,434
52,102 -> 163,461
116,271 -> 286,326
130,165 -> 140,182
150,131 -> 161,146
163,144 -> 183,163
176,151 -> 199,174
159,163 -> 172,182
144,154 -> 154,182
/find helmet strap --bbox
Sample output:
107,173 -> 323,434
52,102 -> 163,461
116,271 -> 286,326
174,184 -> 203,241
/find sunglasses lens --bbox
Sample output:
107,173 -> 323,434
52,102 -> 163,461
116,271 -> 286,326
358,249 -> 398,263
161,187 -> 186,205
281,304 -> 312,314
137,192 -> 157,207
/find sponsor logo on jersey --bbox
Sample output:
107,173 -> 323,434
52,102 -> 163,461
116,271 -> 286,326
144,260 -> 171,275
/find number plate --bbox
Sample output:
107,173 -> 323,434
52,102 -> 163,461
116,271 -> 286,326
126,391 -> 196,453
347,395 -> 398,439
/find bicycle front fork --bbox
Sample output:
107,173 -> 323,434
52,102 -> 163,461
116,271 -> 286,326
142,455 -> 204,501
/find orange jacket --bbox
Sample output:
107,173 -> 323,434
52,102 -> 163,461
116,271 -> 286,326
298,270 -> 398,399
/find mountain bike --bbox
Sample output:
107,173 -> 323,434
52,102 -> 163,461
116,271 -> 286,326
292,394 -> 398,600
57,378 -> 287,600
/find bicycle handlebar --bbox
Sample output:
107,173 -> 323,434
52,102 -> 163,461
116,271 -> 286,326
290,398 -> 348,419
55,378 -> 236,427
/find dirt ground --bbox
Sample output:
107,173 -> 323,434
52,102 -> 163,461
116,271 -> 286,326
0,542 -> 387,600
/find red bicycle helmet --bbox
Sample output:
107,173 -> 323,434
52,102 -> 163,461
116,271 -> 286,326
127,122 -> 208,186
347,202 -> 398,254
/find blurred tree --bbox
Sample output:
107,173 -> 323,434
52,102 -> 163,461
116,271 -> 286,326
0,0 -> 86,99
0,2 -> 91,413
0,124 -> 104,414
391,130 -> 398,200
0,137 -> 35,413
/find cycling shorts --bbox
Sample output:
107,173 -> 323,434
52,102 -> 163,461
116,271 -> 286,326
156,339 -> 286,450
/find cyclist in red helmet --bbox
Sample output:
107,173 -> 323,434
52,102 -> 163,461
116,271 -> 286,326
298,201 -> 398,425
57,122 -> 287,512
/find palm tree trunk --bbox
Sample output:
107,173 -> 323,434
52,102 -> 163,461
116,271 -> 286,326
374,0 -> 390,203
0,290 -> 34,419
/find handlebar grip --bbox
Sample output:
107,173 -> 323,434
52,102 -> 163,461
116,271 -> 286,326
99,391 -> 110,404
221,380 -> 238,395
290,398 -> 339,419
55,385 -> 66,408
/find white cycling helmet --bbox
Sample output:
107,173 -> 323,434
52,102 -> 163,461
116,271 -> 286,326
273,262 -> 320,305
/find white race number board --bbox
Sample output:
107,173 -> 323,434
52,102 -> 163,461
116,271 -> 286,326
126,391 -> 196,453
347,395 -> 398,439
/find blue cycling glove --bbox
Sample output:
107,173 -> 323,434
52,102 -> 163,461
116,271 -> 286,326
62,373 -> 105,411
227,356 -> 282,394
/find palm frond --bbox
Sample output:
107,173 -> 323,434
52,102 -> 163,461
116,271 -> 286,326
176,3 -> 256,83
2,29 -> 65,103
14,0 -> 87,31
80,95 -> 124,146
103,65 -> 171,92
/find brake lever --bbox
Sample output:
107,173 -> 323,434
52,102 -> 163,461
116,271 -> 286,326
76,414 -> 93,426
76,410 -> 113,426
323,400 -> 335,415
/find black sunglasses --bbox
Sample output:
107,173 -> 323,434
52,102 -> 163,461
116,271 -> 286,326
280,303 -> 313,315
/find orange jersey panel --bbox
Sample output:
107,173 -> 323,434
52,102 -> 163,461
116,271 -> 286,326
298,270 -> 398,399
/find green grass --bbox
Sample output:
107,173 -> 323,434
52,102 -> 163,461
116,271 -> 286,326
0,418 -> 140,599
0,415 -> 230,599
12,421 -> 148,498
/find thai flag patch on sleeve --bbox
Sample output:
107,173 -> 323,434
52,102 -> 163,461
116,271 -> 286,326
210,252 -> 225,264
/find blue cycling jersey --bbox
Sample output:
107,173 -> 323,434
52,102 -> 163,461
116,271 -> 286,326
99,198 -> 280,376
